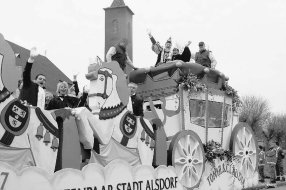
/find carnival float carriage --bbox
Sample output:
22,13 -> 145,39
0,33 -> 258,190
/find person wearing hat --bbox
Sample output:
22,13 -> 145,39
171,41 -> 192,62
106,38 -> 133,73
195,41 -> 217,69
148,31 -> 172,66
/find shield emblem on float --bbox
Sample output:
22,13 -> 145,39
120,112 -> 137,139
0,99 -> 30,136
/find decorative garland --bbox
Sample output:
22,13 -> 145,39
180,73 -> 206,93
223,82 -> 242,112
203,140 -> 234,166
180,74 -> 241,112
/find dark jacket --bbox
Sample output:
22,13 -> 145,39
171,46 -> 191,62
131,94 -> 143,116
19,62 -> 39,106
111,44 -> 128,71
46,93 -> 88,110
195,50 -> 211,67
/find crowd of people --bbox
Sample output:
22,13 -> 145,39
14,47 -> 89,112
105,31 -> 218,75
258,140 -> 285,188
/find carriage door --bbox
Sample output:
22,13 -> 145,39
207,91 -> 224,144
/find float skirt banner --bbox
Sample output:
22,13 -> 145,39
0,160 -> 183,190
193,158 -> 259,190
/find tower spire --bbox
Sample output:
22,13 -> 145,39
110,0 -> 126,8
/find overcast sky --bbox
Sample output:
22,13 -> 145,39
1,0 -> 286,114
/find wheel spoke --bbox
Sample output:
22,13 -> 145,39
235,135 -> 244,150
185,168 -> 192,187
178,165 -> 188,180
242,127 -> 246,146
235,150 -> 244,157
191,142 -> 199,157
185,135 -> 192,155
191,167 -> 199,182
177,141 -> 188,157
192,159 -> 203,165
175,157 -> 187,165
246,133 -> 253,148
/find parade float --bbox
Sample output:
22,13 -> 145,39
0,33 -> 259,190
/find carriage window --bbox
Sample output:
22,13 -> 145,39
223,104 -> 231,127
208,101 -> 222,128
189,100 -> 206,127
189,100 -> 223,128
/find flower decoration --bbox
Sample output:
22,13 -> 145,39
180,73 -> 206,93
223,82 -> 242,112
203,140 -> 234,167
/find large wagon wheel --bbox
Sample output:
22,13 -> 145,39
168,130 -> 205,189
229,122 -> 258,178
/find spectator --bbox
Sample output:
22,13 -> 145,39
148,31 -> 172,67
276,142 -> 285,181
44,91 -> 54,109
19,47 -> 46,109
265,140 -> 278,188
258,145 -> 266,183
128,82 -> 143,117
195,42 -> 217,69
171,41 -> 192,62
106,38 -> 133,72
46,81 -> 88,110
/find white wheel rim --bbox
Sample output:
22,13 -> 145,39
174,134 -> 204,188
234,126 -> 257,177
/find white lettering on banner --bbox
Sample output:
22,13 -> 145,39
0,172 -> 9,190
206,162 -> 245,186
63,177 -> 178,190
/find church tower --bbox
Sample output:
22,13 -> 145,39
104,0 -> 134,61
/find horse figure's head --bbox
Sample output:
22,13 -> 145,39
86,61 -> 129,119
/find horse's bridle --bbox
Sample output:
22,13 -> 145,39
88,70 -> 112,99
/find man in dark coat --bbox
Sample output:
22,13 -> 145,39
106,38 -> 133,73
128,83 -> 143,117
19,47 -> 46,109
171,41 -> 192,62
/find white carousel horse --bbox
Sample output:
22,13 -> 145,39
74,61 -> 154,166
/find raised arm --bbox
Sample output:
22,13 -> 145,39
22,47 -> 38,88
181,41 -> 192,62
73,73 -> 79,96
106,46 -> 116,62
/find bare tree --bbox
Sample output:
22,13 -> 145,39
239,96 -> 270,137
267,114 -> 286,144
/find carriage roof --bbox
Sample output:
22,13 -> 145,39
128,61 -> 229,100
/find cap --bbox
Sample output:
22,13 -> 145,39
166,37 -> 172,44
199,41 -> 205,46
